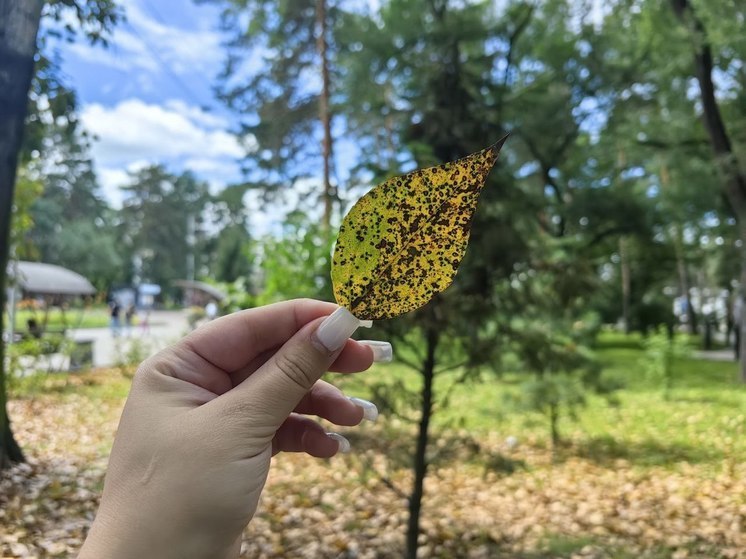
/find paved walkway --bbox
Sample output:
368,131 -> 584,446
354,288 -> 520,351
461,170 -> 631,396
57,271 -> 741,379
68,310 -> 191,368
693,349 -> 738,362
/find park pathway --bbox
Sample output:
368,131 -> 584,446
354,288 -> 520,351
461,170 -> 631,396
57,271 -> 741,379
693,348 -> 737,362
67,310 -> 191,368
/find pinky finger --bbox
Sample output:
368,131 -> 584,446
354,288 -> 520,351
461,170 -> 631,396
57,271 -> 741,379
272,414 -> 350,458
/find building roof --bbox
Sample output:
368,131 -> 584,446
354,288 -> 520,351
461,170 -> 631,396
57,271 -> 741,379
173,279 -> 227,301
9,261 -> 96,296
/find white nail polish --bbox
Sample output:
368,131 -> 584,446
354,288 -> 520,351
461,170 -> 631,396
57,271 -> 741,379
349,397 -> 379,422
358,340 -> 393,363
315,308 -> 362,352
326,432 -> 351,453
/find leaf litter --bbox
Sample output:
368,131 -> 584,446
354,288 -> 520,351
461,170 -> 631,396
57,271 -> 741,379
1,374 -> 744,558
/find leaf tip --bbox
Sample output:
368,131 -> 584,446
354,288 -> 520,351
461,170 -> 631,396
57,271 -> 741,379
478,134 -> 510,170
491,133 -> 510,152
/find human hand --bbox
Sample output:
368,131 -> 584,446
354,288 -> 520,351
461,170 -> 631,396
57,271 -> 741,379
79,299 -> 391,559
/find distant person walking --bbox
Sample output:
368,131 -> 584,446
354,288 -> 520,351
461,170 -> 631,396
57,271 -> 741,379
124,304 -> 136,336
110,300 -> 122,337
139,308 -> 151,336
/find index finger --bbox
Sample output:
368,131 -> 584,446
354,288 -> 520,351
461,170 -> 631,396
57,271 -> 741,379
179,299 -> 339,373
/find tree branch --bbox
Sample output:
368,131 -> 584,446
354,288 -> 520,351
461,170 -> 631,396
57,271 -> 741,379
502,3 -> 535,92
395,354 -> 423,373
379,475 -> 409,501
637,138 -> 707,151
587,225 -> 637,248
670,0 -> 746,215
394,332 -> 425,364
521,133 -> 567,236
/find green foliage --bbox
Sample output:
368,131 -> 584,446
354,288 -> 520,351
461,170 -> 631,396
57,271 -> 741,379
2,0 -> 122,468
7,367 -> 132,401
42,0 -> 121,45
9,0 -> 746,546
20,9 -> 124,289
504,316 -> 608,447
120,165 -> 211,292
538,533 -> 598,557
186,306 -> 206,329
10,308 -> 110,330
210,213 -> 333,315
53,221 -> 123,291
23,0 -> 122,169
212,225 -> 254,284
256,212 -> 334,305
5,335 -> 77,398
517,374 -> 587,417
9,167 -> 44,260
643,326 -> 693,399
202,0 -> 335,205
339,332 -> 746,464
113,338 -> 152,369
207,184 -> 255,286
218,277 -> 257,314
20,0 -> 121,257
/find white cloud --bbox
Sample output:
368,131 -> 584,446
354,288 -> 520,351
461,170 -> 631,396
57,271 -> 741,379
182,157 -> 228,175
81,98 -> 246,167
66,0 -> 224,77
126,2 -> 223,68
81,98 -> 254,211
182,157 -> 242,195
66,41 -> 139,72
244,189 -> 286,238
98,160 -> 153,208
164,99 -> 227,129
97,167 -> 129,209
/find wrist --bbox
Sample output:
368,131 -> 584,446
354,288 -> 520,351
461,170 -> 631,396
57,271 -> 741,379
79,510 -> 240,559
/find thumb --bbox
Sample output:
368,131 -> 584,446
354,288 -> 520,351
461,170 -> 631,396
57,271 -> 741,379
222,307 -> 366,426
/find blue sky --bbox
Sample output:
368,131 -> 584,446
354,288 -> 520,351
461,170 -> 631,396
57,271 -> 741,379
48,0 -> 611,217
49,0 -> 248,209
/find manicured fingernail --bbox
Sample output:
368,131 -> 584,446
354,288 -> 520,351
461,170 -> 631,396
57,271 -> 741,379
349,397 -> 379,422
358,340 -> 393,362
326,432 -> 351,453
315,308 -> 362,352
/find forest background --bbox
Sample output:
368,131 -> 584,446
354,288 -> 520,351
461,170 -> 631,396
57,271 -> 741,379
1,0 -> 746,557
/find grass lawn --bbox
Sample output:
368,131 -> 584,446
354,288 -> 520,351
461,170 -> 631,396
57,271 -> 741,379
8,307 -> 112,331
2,333 -> 745,558
337,333 -> 746,468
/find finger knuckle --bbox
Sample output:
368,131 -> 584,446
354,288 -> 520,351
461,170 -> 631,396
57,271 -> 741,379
274,351 -> 316,391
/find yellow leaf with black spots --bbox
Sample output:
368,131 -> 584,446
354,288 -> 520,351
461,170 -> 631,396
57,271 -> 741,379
332,137 -> 507,320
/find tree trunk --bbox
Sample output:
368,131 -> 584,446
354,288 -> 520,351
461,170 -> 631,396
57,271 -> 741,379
670,0 -> 746,380
549,402 -> 560,450
315,0 -> 334,230
619,236 -> 631,334
671,225 -> 698,335
740,224 -> 746,382
406,326 -> 439,559
0,0 -> 44,470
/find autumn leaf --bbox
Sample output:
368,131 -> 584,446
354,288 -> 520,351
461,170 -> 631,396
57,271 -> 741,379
332,137 -> 507,320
